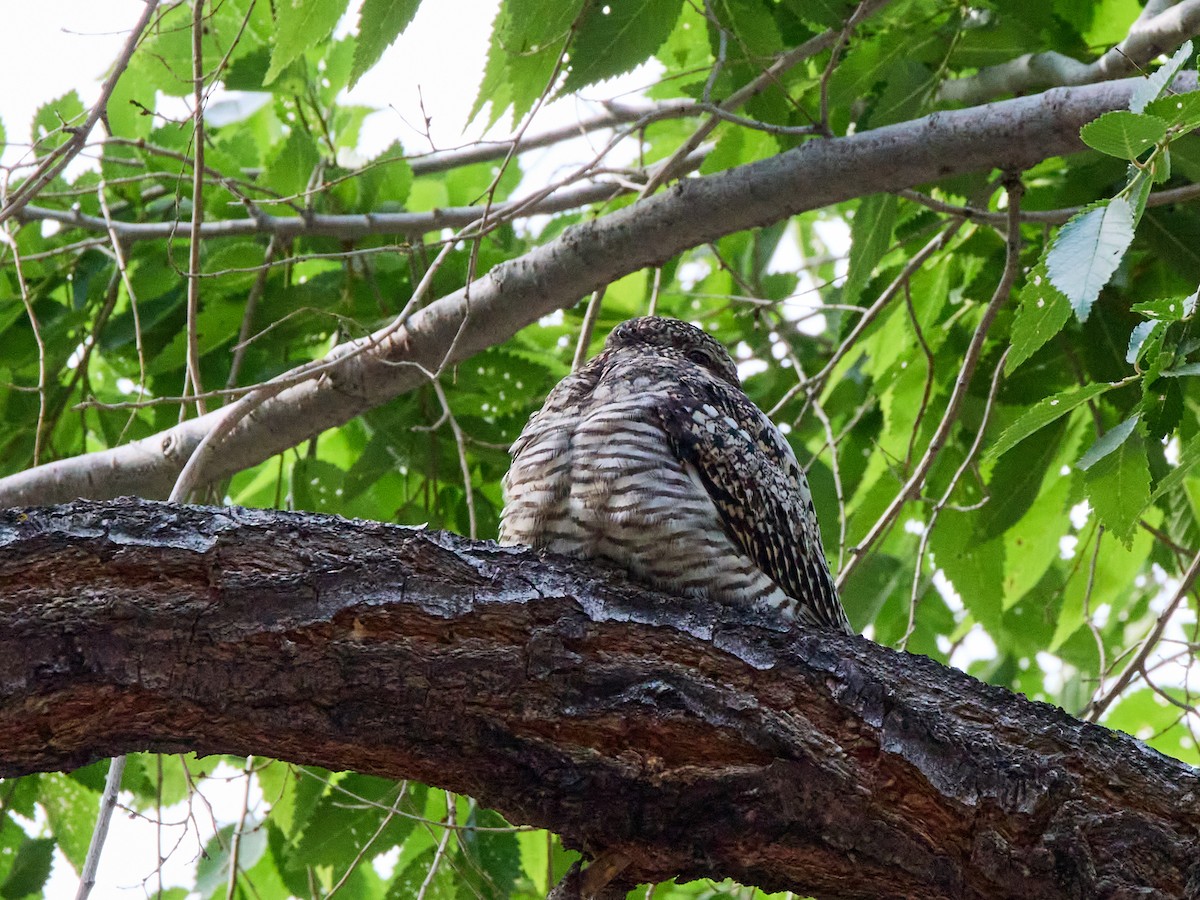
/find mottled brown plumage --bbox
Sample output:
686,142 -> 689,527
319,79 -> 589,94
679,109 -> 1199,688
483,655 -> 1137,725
499,316 -> 851,633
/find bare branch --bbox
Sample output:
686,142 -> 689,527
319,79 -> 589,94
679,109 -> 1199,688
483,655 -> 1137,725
13,174 -> 659,244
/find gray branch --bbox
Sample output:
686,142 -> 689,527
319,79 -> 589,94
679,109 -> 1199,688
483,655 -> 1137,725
938,0 -> 1200,104
15,179 -> 632,242
1,74 -> 1195,508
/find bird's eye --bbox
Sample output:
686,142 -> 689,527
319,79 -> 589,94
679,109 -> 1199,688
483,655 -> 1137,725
686,349 -> 710,366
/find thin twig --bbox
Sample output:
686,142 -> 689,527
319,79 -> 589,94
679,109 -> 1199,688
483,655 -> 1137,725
96,180 -> 148,415
184,0 -> 208,418
819,0 -> 880,131
0,0 -> 161,225
415,792 -> 457,900
647,267 -> 663,317
225,237 -> 279,389
640,0 -> 897,196
899,349 -> 1008,650
431,380 -> 477,540
74,756 -> 127,900
898,182 -> 1200,226
0,221 -> 46,464
573,288 -> 607,371
901,280 -> 936,473
224,755 -> 255,900
166,231 -> 459,503
838,176 -> 1024,587
937,0 -> 1200,104
324,783 -> 408,899
1084,548 -> 1200,722
769,220 -> 965,417
1082,527 -> 1109,708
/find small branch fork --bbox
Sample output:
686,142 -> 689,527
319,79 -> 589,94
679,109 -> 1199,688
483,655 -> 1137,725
639,0 -> 894,198
1084,547 -> 1200,722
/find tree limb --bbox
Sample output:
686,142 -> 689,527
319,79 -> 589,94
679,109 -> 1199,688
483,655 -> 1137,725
937,0 -> 1200,105
13,178 -> 634,242
1,74 -> 1195,508
0,499 -> 1197,900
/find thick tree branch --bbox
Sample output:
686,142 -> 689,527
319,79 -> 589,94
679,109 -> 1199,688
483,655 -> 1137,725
1,74 -> 1196,507
0,499 -> 1197,900
937,0 -> 1200,104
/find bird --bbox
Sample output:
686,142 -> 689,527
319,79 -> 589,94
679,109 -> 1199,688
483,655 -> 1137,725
499,316 -> 852,634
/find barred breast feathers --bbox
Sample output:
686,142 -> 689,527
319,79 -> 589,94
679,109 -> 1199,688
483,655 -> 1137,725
499,317 -> 852,634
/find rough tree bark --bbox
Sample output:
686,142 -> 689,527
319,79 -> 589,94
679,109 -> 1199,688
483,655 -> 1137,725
1,500 -> 1197,900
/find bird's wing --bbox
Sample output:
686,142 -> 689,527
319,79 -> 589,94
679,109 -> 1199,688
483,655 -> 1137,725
657,376 -> 851,633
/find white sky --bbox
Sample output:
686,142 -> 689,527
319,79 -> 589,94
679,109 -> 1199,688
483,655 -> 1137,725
0,0 -> 501,165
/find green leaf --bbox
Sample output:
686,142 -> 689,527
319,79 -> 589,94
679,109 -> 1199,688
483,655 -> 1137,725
39,773 -> 100,870
939,537 -> 1006,636
387,846 -> 455,899
360,141 -> 414,208
291,774 -> 419,867
1079,110 -> 1167,159
712,0 -> 783,59
843,193 -> 898,306
266,0 -> 351,84
975,417 -> 1069,541
560,0 -> 685,94
1046,198 -> 1135,322
262,128 -> 322,199
987,382 -> 1122,463
0,838 -> 54,900
1145,90 -> 1200,131
456,808 -> 521,900
1007,261 -> 1073,373
1126,319 -> 1161,364
195,821 -> 268,900
1002,473 -> 1073,610
1105,687 -> 1200,764
1129,39 -> 1193,113
1053,523 -> 1153,650
31,90 -> 85,156
1077,414 -> 1139,471
1085,428 -> 1150,545
290,458 -> 346,513
350,0 -> 421,87
471,0 -> 587,126
1160,361 -> 1200,377
1132,290 -> 1198,321
0,816 -> 24,890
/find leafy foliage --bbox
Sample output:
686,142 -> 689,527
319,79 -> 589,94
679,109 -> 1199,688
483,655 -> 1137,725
2,0 -> 1200,897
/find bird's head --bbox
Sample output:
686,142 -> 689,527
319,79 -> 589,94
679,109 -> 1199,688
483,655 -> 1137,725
605,317 -> 741,386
